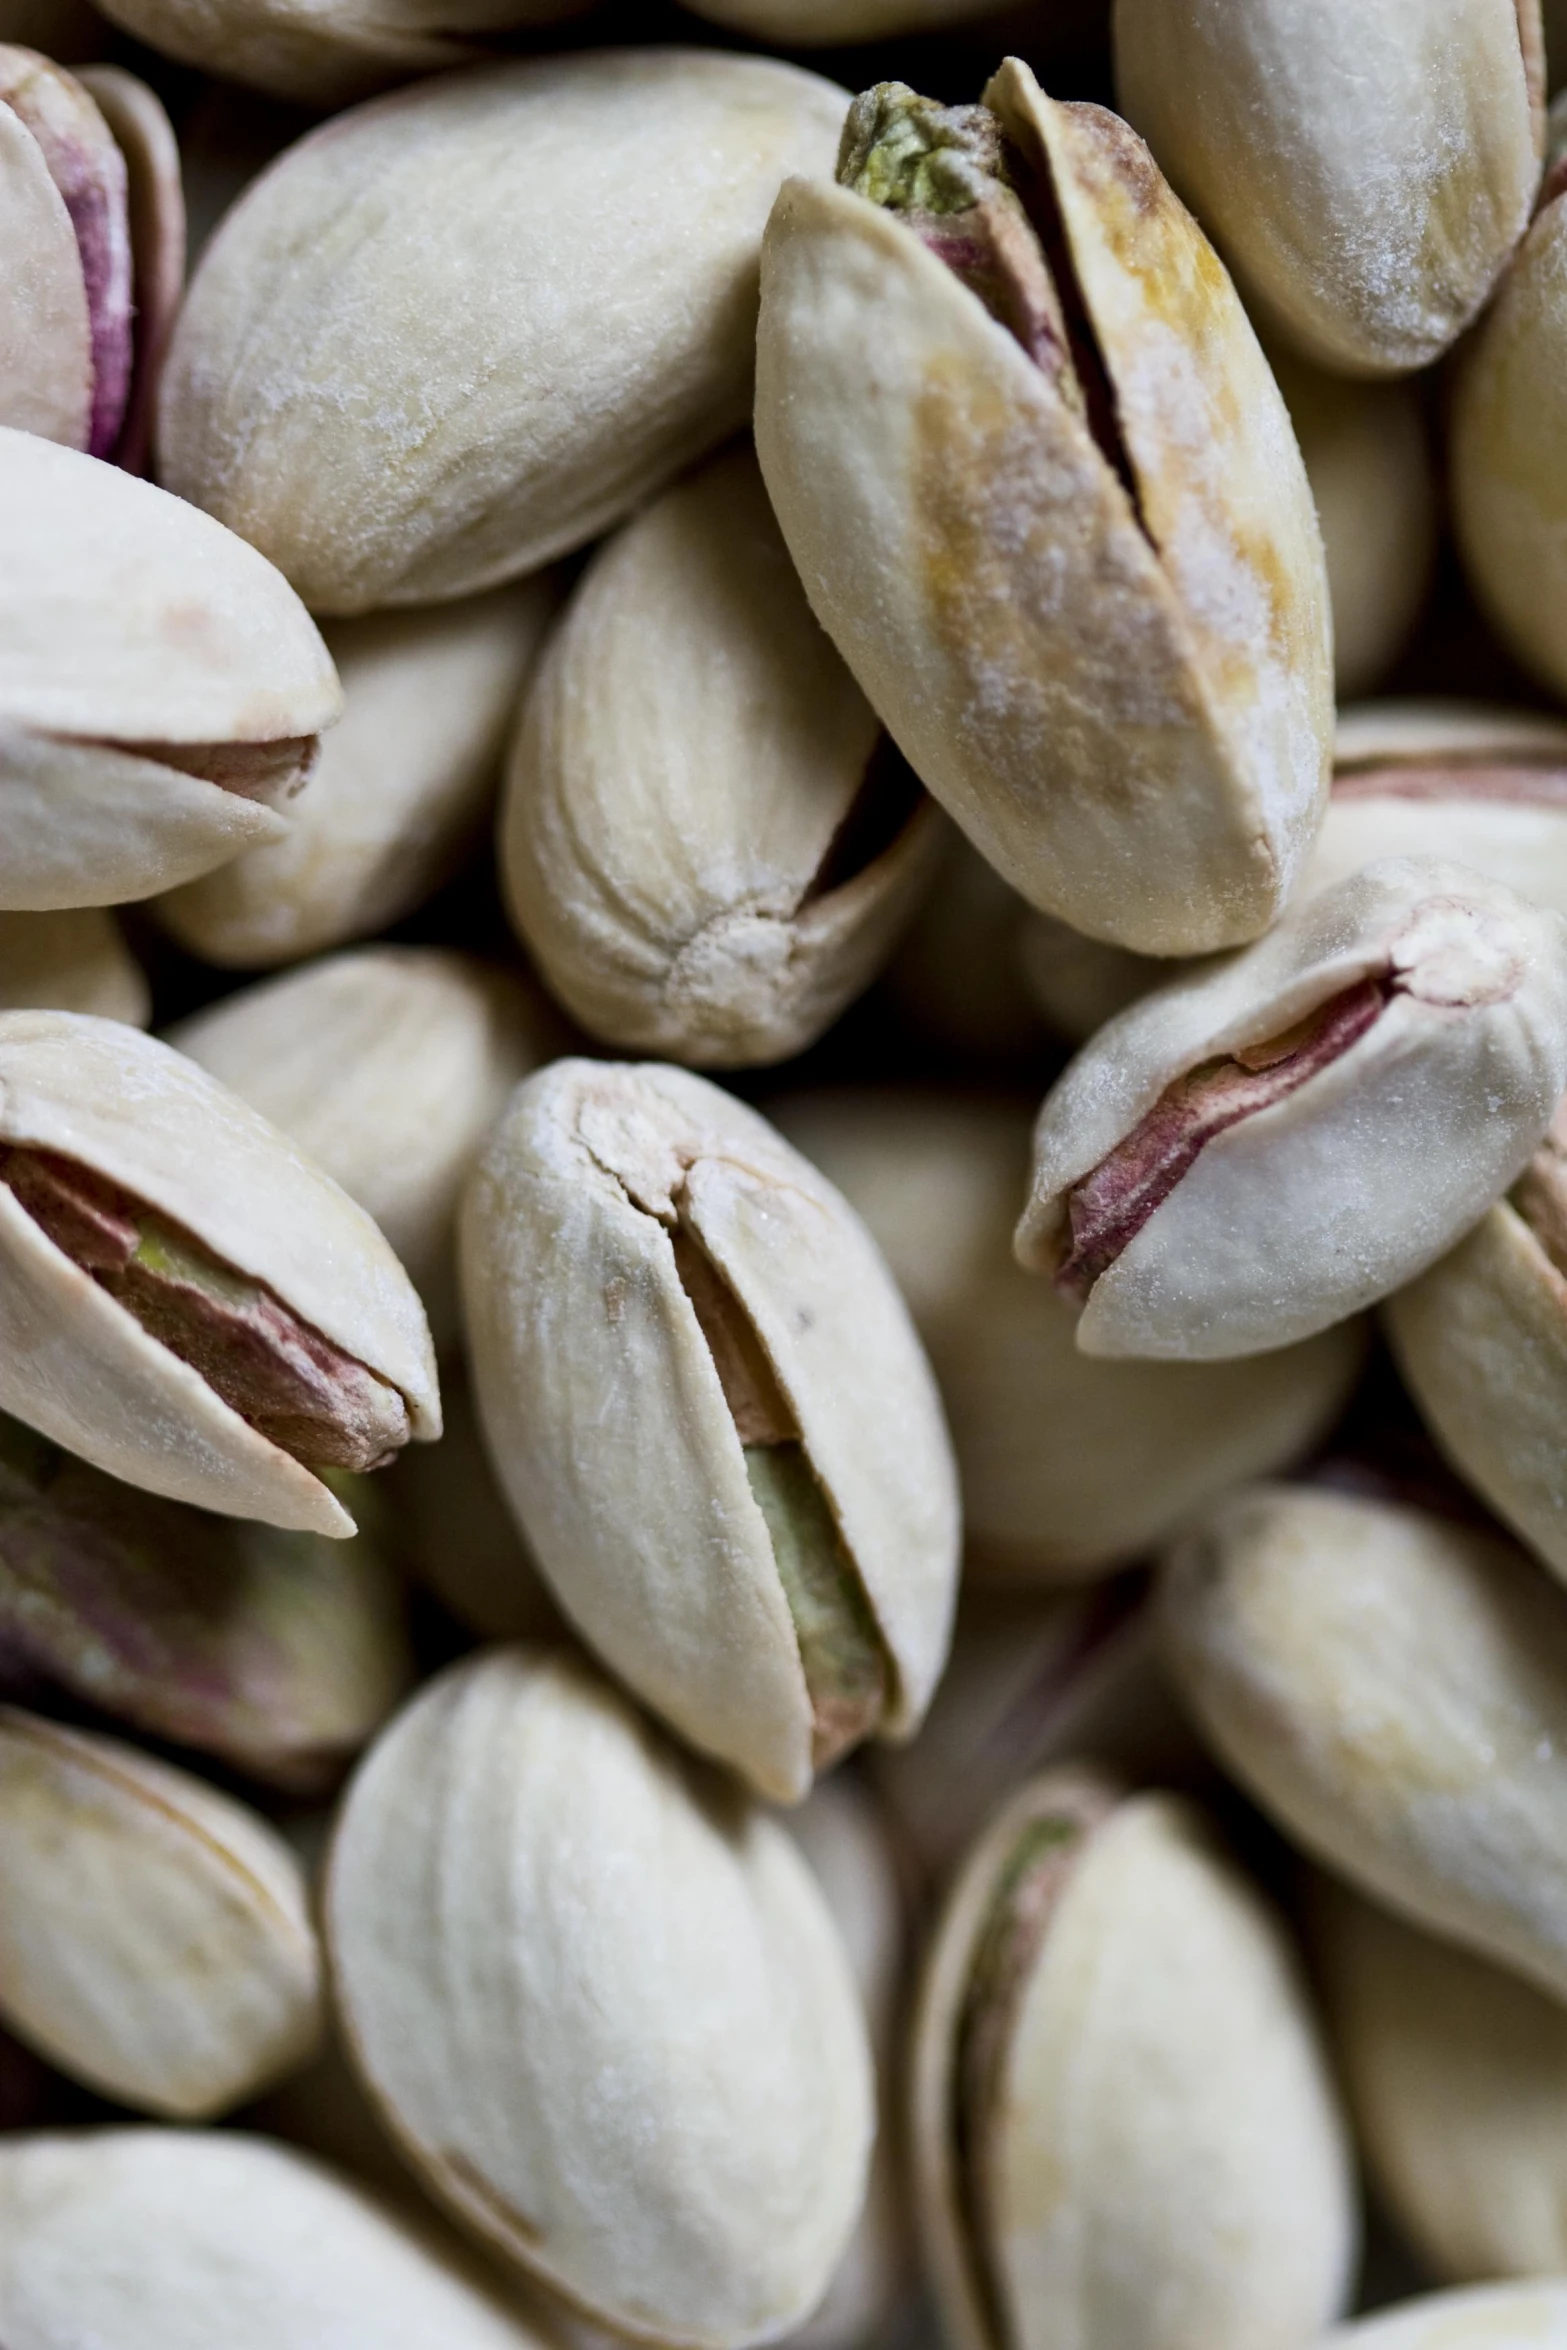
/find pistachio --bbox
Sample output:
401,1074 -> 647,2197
1323,2286 -> 1567,2346
502,443 -> 943,1069
0,2128 -> 559,2346
459,1059 -> 958,1802
158,53 -> 847,615
912,1769 -> 1356,2350
327,1645 -> 875,2346
755,59 -> 1332,957
1114,0 -> 1543,376
1163,1483 -> 1567,2003
0,907 -> 146,1023
169,948 -> 555,1356
160,583 -> 556,968
1017,858 -> 1567,1359
0,1012 -> 438,1536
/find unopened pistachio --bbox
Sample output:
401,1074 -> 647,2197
1114,0 -> 1543,376
160,583 -> 556,968
1324,2285 -> 1567,2347
159,53 -> 847,615
169,948 -> 554,1355
1017,859 -> 1567,1359
327,1645 -> 874,2346
460,1060 -> 958,1803
0,1012 -> 438,1536
0,429 -> 341,910
0,2129 -> 557,2348
381,1359 -> 560,1642
774,1092 -> 1362,1581
0,907 -> 145,1023
502,443 -> 942,1069
912,1770 -> 1356,2350
1164,1483 -> 1567,2003
0,1707 -> 321,2115
755,60 -> 1331,957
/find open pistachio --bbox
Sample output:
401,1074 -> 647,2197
0,429 -> 341,910
1324,2286 -> 1567,2347
1016,858 -> 1567,1359
1114,0 -> 1543,376
459,1060 -> 958,1803
912,1769 -> 1356,2350
327,1645 -> 875,2346
0,907 -> 146,1023
0,2129 -> 558,2347
502,442 -> 943,1069
160,583 -> 556,969
0,1012 -> 439,1537
158,53 -> 847,615
755,60 -> 1332,957
0,1706 -> 321,2115
1164,1483 -> 1567,2003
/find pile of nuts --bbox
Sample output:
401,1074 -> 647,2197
9,1 -> 1567,2345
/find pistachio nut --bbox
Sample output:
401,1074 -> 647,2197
1317,1878 -> 1567,2282
327,1645 -> 875,2346
161,582 -> 557,969
169,947 -> 554,1356
0,1011 -> 439,1537
755,60 -> 1332,957
883,833 -> 1048,1064
0,1706 -> 321,2115
1114,0 -> 1543,376
1163,1483 -> 1567,2003
0,2128 -> 558,2347
502,443 -> 942,1069
158,53 -> 847,615
0,907 -> 146,1023
774,1092 -> 1363,1580
911,1769 -> 1356,2350
1017,858 -> 1567,1359
460,1059 -> 958,1803
1324,2286 -> 1567,2347
0,429 -> 341,911
382,1358 -> 560,1642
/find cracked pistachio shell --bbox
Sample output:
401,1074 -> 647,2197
0,1011 -> 439,1537
912,1771 -> 1356,2350
1164,1482 -> 1567,2002
1318,1879 -> 1567,2282
0,907 -> 146,1023
459,1059 -> 959,1804
1114,0 -> 1544,376
755,58 -> 1332,958
774,1092 -> 1363,1581
161,582 -> 556,969
158,53 -> 848,615
0,2128 -> 558,2348
327,1644 -> 875,2347
501,443 -> 943,1070
0,429 -> 341,911
1017,858 -> 1567,1360
169,948 -> 555,1356
0,1707 -> 321,2116
1325,2286 -> 1567,2347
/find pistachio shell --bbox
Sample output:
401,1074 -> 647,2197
326,1645 -> 875,2347
1114,0 -> 1543,375
0,2128 -> 559,2346
0,1011 -> 439,1536
755,60 -> 1332,957
1323,2285 -> 1567,2347
161,583 -> 555,967
1163,1483 -> 1567,2003
75,64 -> 183,476
0,88 -> 90,446
459,1060 -> 958,1803
158,53 -> 849,614
0,908 -> 146,1023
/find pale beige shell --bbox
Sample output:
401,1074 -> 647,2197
158,52 -> 849,615
502,442 -> 942,1069
1323,2285 -> 1567,2346
161,582 -> 555,967
0,908 -> 147,1023
1018,858 -> 1567,1359
1114,0 -> 1543,375
459,1059 -> 959,1803
0,1708 -> 321,2116
755,60 -> 1332,957
912,1776 -> 1356,2350
0,87 -> 89,447
1164,1483 -> 1567,2003
0,2128 -> 557,2347
326,1645 -> 875,2348
0,1011 -> 439,1536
